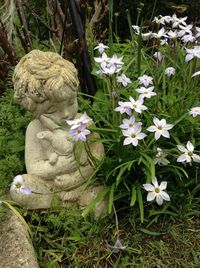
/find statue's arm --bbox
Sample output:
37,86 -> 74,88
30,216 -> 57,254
25,121 -> 76,179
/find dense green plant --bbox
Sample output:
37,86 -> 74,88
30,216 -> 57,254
0,79 -> 31,195
76,14 -> 200,222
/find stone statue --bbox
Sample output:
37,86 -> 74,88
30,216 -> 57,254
10,50 -> 107,218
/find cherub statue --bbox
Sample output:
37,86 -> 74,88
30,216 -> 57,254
10,50 -> 107,218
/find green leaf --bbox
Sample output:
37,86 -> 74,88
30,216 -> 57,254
137,185 -> 144,223
139,228 -> 165,236
130,185 -> 137,206
108,183 -> 115,214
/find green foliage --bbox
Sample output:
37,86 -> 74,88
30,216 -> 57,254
0,87 -> 31,195
24,205 -> 200,267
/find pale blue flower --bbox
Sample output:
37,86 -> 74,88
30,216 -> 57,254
108,239 -> 127,253
10,175 -> 32,195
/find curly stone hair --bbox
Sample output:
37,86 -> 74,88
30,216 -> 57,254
13,50 -> 79,105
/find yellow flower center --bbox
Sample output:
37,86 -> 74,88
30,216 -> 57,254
188,151 -> 193,157
154,187 -> 160,193
15,182 -> 21,189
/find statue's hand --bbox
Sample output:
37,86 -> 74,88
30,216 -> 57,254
54,171 -> 84,189
49,152 -> 58,165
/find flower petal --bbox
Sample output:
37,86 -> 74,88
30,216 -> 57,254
159,181 -> 167,190
152,177 -> 158,187
186,141 -> 194,152
155,131 -> 161,140
161,130 -> 170,138
192,154 -> 200,163
156,195 -> 163,205
147,126 -> 157,132
177,145 -> 187,153
177,154 -> 191,163
160,191 -> 170,201
143,183 -> 155,191
147,192 -> 156,201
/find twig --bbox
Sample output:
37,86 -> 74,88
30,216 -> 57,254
0,22 -> 18,65
15,0 -> 32,49
22,0 -> 58,34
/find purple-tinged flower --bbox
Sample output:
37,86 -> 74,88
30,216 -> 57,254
153,51 -> 164,62
10,175 -> 32,195
129,96 -> 147,114
138,75 -> 153,87
136,86 -> 156,99
107,239 -> 127,253
114,101 -> 133,116
68,125 -> 91,142
66,112 -> 92,129
119,116 -> 142,130
189,107 -> 200,117
109,54 -> 124,67
147,117 -> 174,140
177,141 -> 200,163
117,74 -> 131,87
171,14 -> 187,28
100,62 -> 121,75
178,24 -> 193,37
164,67 -> 176,77
182,34 -> 196,44
143,177 -> 170,206
195,27 -> 200,38
94,43 -> 109,54
94,52 -> 110,64
122,125 -> 146,146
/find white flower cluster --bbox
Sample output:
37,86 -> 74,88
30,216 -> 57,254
132,14 -> 200,62
114,74 -> 174,148
94,44 -> 131,87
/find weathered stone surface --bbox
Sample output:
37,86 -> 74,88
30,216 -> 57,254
0,210 -> 39,268
9,50 -> 107,218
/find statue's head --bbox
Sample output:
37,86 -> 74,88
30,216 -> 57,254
13,50 -> 79,121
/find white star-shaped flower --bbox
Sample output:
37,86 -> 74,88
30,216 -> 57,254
147,117 -> 174,140
94,43 -> 109,54
129,96 -> 147,114
143,177 -> 170,206
119,116 -> 142,130
177,141 -> 200,163
136,86 -> 156,99
114,101 -> 133,116
189,106 -> 200,117
185,46 -> 200,62
117,74 -> 131,87
138,75 -> 153,87
94,52 -> 110,64
164,67 -> 176,77
122,125 -> 146,146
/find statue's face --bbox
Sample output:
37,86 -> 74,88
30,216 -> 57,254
45,97 -> 78,125
17,92 -> 78,126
